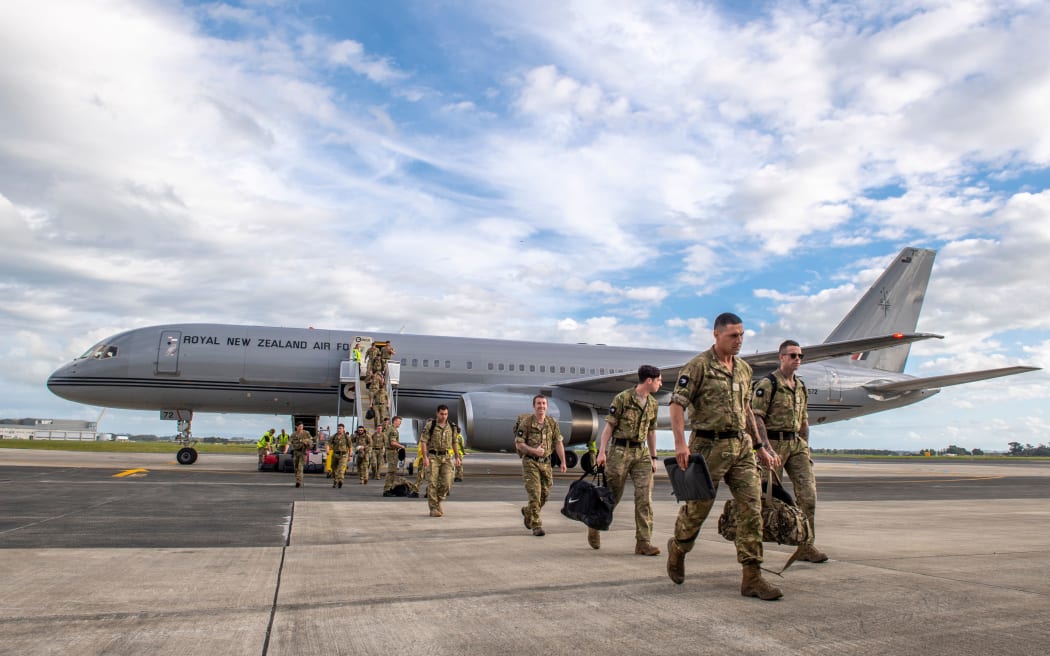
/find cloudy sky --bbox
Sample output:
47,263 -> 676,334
2,0 -> 1048,452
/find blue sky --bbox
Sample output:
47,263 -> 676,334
1,0 -> 1048,451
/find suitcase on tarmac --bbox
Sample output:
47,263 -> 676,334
258,453 -> 279,472
278,453 -> 294,473
304,450 -> 325,474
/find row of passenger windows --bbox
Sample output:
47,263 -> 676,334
398,358 -> 624,376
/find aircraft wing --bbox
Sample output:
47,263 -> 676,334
553,332 -> 943,395
863,366 -> 1041,396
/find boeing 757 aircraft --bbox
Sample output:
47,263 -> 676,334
48,247 -> 1038,465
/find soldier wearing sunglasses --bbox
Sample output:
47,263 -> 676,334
752,340 -> 828,564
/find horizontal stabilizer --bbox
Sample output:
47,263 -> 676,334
554,332 -> 944,395
863,366 -> 1041,395
743,332 -> 943,373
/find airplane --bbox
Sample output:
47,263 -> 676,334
47,246 -> 1039,466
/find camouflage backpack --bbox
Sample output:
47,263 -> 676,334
717,470 -> 811,546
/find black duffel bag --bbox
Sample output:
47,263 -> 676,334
560,468 -> 615,530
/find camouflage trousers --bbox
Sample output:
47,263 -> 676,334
293,450 -> 307,483
760,436 -> 817,543
356,450 -> 370,482
370,449 -> 384,478
372,396 -> 389,426
605,444 -> 655,542
383,451 -> 401,491
427,454 -> 454,511
672,435 -> 763,565
330,451 -> 349,483
521,458 -> 553,529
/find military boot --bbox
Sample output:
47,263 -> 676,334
794,543 -> 829,563
740,564 -> 783,600
635,540 -> 661,556
587,527 -> 601,550
666,538 -> 685,584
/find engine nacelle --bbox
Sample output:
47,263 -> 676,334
459,392 -> 599,453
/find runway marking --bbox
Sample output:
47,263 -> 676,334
819,475 -> 1004,484
113,468 -> 149,478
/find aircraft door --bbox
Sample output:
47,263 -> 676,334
157,331 -> 182,374
824,366 -> 842,401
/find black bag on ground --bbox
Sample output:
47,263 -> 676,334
560,468 -> 615,530
663,454 -> 716,501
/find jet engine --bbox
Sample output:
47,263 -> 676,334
458,392 -> 599,467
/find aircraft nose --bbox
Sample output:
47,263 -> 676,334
46,362 -> 78,398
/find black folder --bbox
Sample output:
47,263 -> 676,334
663,454 -> 716,501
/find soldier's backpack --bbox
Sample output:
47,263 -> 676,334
560,468 -> 615,531
382,476 -> 419,497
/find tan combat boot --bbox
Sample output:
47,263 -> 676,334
666,538 -> 685,584
740,563 -> 783,600
587,527 -> 601,550
794,543 -> 829,563
635,540 -> 661,556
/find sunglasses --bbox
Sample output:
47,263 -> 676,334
783,353 -> 804,360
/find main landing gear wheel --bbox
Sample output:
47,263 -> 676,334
580,451 -> 596,474
176,447 -> 198,465
551,450 -> 579,469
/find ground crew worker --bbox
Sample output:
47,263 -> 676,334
420,405 -> 461,517
592,364 -> 662,555
276,429 -> 290,453
514,395 -> 567,536
665,312 -> 783,600
352,426 -> 372,484
752,339 -> 827,564
289,422 -> 314,488
414,438 -> 428,492
383,417 -> 406,494
329,424 -> 352,488
453,429 -> 466,482
257,428 -> 275,466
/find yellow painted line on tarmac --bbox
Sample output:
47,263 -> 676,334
113,468 -> 149,478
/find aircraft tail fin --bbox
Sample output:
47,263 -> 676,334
823,247 -> 936,373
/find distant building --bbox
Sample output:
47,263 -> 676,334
0,418 -> 98,441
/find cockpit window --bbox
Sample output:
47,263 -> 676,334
77,342 -> 118,360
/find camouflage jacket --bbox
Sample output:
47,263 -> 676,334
513,414 -> 562,456
752,370 -> 807,432
671,347 -> 753,431
329,431 -> 351,454
290,429 -> 314,452
422,420 -> 456,454
607,388 -> 658,443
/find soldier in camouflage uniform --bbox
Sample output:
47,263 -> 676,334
383,416 -> 406,493
370,420 -> 387,480
352,426 -> 372,484
752,339 -> 827,564
665,312 -> 784,600
369,372 -> 390,428
514,395 -> 568,536
289,422 -> 314,488
593,365 -> 663,555
420,405 -> 461,517
328,423 -> 352,489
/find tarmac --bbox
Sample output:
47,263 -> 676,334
2,448 -> 1049,656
